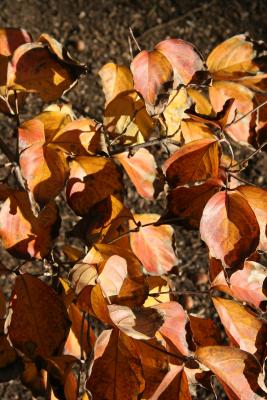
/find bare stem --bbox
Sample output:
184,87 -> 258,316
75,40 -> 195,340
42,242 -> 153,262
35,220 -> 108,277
226,100 -> 267,128
230,140 -> 267,171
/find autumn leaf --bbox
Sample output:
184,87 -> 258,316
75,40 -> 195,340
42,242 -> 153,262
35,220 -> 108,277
200,191 -> 260,270
237,185 -> 267,251
99,62 -> 134,105
131,48 -> 173,114
213,297 -> 267,361
211,260 -> 267,311
108,304 -> 164,340
66,156 -> 122,216
165,178 -> 223,228
87,329 -> 145,400
164,138 -> 220,188
7,274 -> 70,358
115,149 -> 158,200
195,346 -> 267,400
129,214 -> 178,275
8,33 -> 87,101
0,190 -> 59,259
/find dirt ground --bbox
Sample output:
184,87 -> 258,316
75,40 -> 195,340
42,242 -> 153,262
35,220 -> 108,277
0,0 -> 267,399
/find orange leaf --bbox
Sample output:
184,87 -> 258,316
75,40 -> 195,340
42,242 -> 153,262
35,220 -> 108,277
200,191 -> 260,269
213,297 -> 267,361
164,138 -> 220,188
0,190 -> 59,259
66,156 -> 122,216
99,62 -> 134,105
86,329 -> 145,399
7,274 -> 70,358
195,346 -> 267,400
129,214 -> 177,275
8,34 -> 86,101
116,149 -> 158,200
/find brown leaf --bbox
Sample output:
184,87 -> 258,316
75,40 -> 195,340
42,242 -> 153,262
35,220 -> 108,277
165,178 -> 223,228
200,191 -> 260,270
237,185 -> 267,252
213,297 -> 267,361
195,346 -> 267,400
99,62 -> 134,105
149,365 -> 192,400
87,329 -> 145,400
189,315 -> 221,347
129,214 -> 178,275
164,138 -> 220,188
66,156 -> 122,216
7,274 -> 70,358
116,149 -> 158,200
0,190 -> 59,259
211,260 -> 267,311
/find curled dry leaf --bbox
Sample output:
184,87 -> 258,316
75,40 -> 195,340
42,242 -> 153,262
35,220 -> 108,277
99,62 -> 134,105
200,191 -> 260,270
129,214 -> 178,275
211,260 -> 267,311
189,315 -> 221,347
115,149 -> 158,200
195,346 -> 267,400
212,297 -> 267,361
7,274 -> 70,359
7,33 -> 87,101
66,156 -> 122,216
108,304 -> 164,340
237,185 -> 267,251
0,190 -> 59,259
164,138 -> 220,188
165,177 -> 223,228
87,329 -> 145,400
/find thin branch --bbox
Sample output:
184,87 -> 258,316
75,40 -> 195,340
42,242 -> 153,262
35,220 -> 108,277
149,289 -> 210,297
228,172 -> 257,187
129,27 -> 141,52
226,100 -> 267,128
230,140 -> 267,171
110,136 -> 181,156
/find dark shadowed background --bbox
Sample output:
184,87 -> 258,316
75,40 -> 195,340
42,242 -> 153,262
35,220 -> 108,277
0,0 -> 267,398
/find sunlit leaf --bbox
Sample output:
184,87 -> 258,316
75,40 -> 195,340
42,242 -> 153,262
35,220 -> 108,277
129,214 -> 178,275
200,191 -> 260,270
